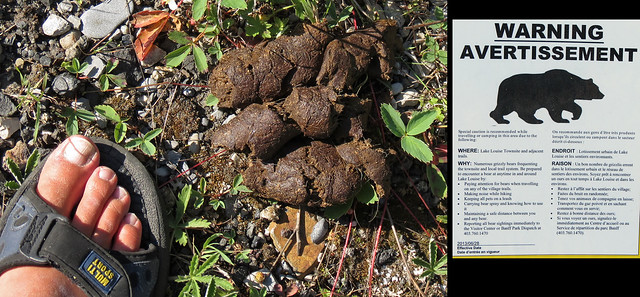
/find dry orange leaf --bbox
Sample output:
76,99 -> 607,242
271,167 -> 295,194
132,10 -> 170,61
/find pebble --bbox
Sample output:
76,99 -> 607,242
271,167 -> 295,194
260,205 -> 280,222
0,117 -> 20,139
395,89 -> 421,108
187,133 -> 201,153
82,55 -> 105,79
42,14 -> 71,37
2,140 -> 29,171
140,45 -> 166,67
51,72 -> 80,96
0,94 -> 17,117
59,30 -> 81,50
310,217 -> 329,244
244,268 -> 277,291
80,0 -> 135,39
390,82 -> 403,96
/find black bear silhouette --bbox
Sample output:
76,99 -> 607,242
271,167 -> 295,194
490,69 -> 604,124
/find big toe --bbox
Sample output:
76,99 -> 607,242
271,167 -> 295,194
36,135 -> 100,217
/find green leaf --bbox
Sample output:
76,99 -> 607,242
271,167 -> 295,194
355,183 -> 378,205
166,45 -> 192,68
5,180 -> 20,190
168,31 -> 191,45
205,94 -> 219,107
114,122 -> 127,143
24,149 -> 40,178
103,59 -> 118,74
324,197 -> 354,219
244,15 -> 268,37
176,184 -> 192,223
192,0 -> 207,20
207,41 -> 223,60
175,229 -> 189,246
107,74 -> 127,88
144,128 -> 163,140
99,74 -> 109,91
406,109 -> 440,136
192,45 -> 208,73
380,103 -> 406,137
426,163 -> 447,198
212,276 -> 235,291
184,218 -> 212,229
95,105 -> 121,122
124,138 -> 143,149
6,157 -> 23,184
66,115 -> 79,136
232,174 -> 243,188
140,140 -> 157,155
221,0 -> 247,9
76,109 -> 96,122
401,136 -> 433,164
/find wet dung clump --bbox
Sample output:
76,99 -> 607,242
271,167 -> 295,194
207,21 -> 398,207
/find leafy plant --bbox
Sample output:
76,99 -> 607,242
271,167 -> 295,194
422,36 -> 447,66
381,103 -> 439,164
229,174 -> 252,195
61,57 -> 88,75
165,31 -> 209,73
175,233 -> 237,297
94,105 -> 128,143
249,287 -> 267,297
59,107 -> 96,136
413,237 -> 447,280
124,128 -> 162,155
169,184 -> 212,246
15,68 -> 47,139
325,182 -> 378,219
98,59 -> 126,91
380,103 -> 447,198
4,149 -> 40,190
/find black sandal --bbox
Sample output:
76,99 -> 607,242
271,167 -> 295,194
0,137 -> 168,297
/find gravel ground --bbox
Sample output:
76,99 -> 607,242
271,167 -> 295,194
0,0 -> 448,296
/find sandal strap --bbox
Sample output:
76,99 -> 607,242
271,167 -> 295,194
0,186 -> 135,296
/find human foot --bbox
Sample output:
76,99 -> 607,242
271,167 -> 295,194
0,136 -> 142,297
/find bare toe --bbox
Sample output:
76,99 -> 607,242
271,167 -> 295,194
112,213 -> 142,252
71,166 -> 118,237
36,135 -> 100,217
92,186 -> 131,249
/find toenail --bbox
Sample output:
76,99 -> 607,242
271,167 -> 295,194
122,213 -> 140,226
98,167 -> 116,181
63,137 -> 96,166
112,186 -> 127,200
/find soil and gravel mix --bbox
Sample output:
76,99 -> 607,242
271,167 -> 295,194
0,0 -> 448,296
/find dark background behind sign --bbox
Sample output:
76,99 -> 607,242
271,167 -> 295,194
449,1 -> 640,295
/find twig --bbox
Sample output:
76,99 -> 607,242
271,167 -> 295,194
330,211 -> 354,297
296,205 -> 305,256
367,199 -> 388,297
404,19 -> 448,31
387,209 -> 426,297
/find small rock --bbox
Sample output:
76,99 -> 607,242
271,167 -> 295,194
67,15 -> 82,30
140,45 -> 166,67
59,30 -> 81,49
0,94 -> 17,117
390,82 -> 403,96
244,268 -> 277,291
2,140 -> 29,171
395,89 -> 421,108
80,0 -> 135,39
266,206 -> 324,276
310,217 -> 329,244
154,166 -> 171,177
42,14 -> 71,37
375,248 -> 397,267
188,133 -> 201,153
82,55 -> 105,79
183,87 -> 196,97
260,205 -> 280,221
56,1 -> 75,13
71,97 -> 91,111
0,117 -> 21,140
52,72 -> 80,96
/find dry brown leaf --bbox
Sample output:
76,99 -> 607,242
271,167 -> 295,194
131,10 -> 170,61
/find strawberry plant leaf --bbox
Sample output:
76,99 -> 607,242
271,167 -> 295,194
406,109 -> 440,136
401,135 -> 433,164
192,45 -> 208,72
166,45 -> 192,67
380,103 -> 406,137
221,0 -> 247,10
192,0 -> 207,20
